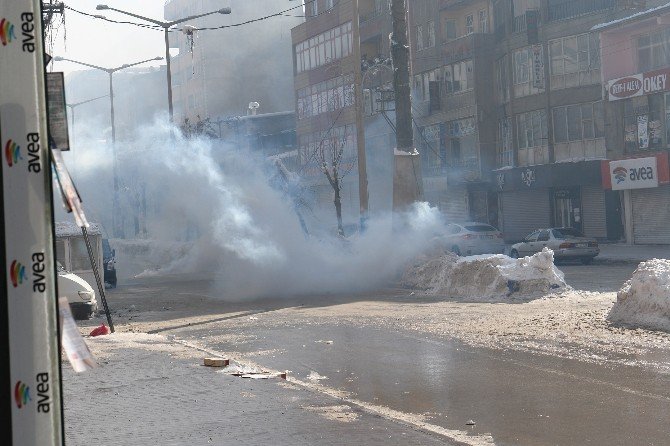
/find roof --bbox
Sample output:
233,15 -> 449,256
592,2 -> 670,32
55,221 -> 102,237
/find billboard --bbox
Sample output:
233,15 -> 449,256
606,67 -> 670,101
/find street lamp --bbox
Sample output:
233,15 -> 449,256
66,94 -> 108,148
96,4 -> 232,123
53,55 -> 162,237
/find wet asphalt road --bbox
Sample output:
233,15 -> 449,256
121,262 -> 668,445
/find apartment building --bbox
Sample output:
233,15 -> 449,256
596,3 -> 670,244
291,0 -> 395,225
165,0 -> 302,123
409,0 -> 658,242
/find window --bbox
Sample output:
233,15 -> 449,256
70,237 -> 97,272
550,33 -> 600,89
427,21 -> 435,48
446,117 -> 477,166
547,0 -> 616,22
421,124 -> 443,169
444,19 -> 457,41
299,124 -> 357,167
310,1 -> 318,16
416,25 -> 424,51
478,9 -> 488,33
443,60 -> 473,94
552,102 -> 605,143
513,46 -> 544,97
517,109 -> 548,149
326,0 -> 334,9
465,14 -> 474,35
498,117 -> 513,167
295,23 -> 353,73
624,95 -> 666,152
537,230 -> 550,242
637,28 -> 670,72
495,56 -> 509,103
297,74 -> 355,120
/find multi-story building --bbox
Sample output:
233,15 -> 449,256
409,0 -> 659,242
165,0 -> 302,123
291,0 -> 395,226
596,2 -> 670,244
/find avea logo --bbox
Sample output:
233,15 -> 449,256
5,139 -> 21,166
0,18 -> 16,46
14,381 -> 31,408
613,166 -> 627,184
10,260 -> 27,287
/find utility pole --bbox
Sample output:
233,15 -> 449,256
352,0 -> 369,227
390,0 -> 422,211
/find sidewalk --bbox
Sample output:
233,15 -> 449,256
62,333 -> 454,446
596,243 -> 669,264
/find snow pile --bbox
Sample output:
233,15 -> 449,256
55,221 -> 102,237
608,259 -> 670,332
403,248 -> 567,299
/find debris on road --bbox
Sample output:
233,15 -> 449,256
466,419 -> 476,426
608,259 -> 670,332
403,248 -> 566,299
203,357 -> 229,367
89,324 -> 110,337
307,371 -> 328,381
315,340 -> 334,344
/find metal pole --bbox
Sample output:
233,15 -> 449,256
81,226 -> 114,332
164,27 -> 174,123
390,0 -> 413,151
109,72 -> 121,238
352,0 -> 369,227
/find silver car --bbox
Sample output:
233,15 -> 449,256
510,228 -> 600,264
441,222 -> 506,256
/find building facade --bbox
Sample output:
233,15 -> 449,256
597,2 -> 670,244
409,0 -> 662,242
291,0 -> 396,226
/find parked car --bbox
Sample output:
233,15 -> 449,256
510,228 -> 599,264
57,261 -> 97,320
439,222 -> 506,256
102,238 -> 117,288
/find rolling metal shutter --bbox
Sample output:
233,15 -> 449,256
501,189 -> 551,242
632,185 -> 670,244
439,186 -> 469,222
581,185 -> 607,239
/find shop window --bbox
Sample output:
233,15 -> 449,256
624,95 -> 665,152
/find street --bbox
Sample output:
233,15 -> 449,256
64,261 -> 670,446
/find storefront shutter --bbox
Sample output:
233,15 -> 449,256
500,189 -> 551,242
632,185 -> 670,244
439,186 -> 469,222
581,185 -> 607,239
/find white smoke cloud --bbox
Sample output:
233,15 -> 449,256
62,119 -> 447,300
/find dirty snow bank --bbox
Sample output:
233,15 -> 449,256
403,248 -> 567,299
608,259 -> 670,332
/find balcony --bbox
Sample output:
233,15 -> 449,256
441,33 -> 495,65
448,156 -> 482,183
360,2 -> 389,42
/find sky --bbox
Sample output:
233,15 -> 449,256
49,1 -> 176,75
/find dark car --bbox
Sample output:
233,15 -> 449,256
102,239 -> 117,288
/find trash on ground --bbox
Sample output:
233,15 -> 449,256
203,357 -> 229,367
466,419 -> 476,426
89,324 -> 110,337
307,371 -> 328,381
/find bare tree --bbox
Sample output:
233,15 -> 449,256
316,132 -> 356,237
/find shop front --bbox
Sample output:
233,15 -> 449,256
496,160 -> 610,242
601,152 -> 670,244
